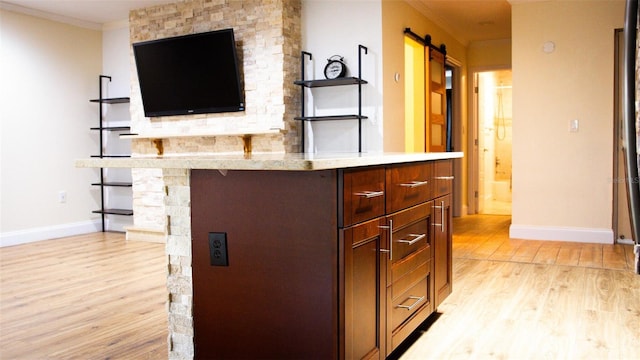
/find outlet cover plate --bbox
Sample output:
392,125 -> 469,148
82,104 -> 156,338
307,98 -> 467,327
208,232 -> 228,266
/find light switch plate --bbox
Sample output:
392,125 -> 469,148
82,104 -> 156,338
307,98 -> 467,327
569,119 -> 579,133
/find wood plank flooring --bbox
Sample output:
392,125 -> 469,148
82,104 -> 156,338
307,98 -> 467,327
396,215 -> 640,359
0,232 -> 167,359
1,215 -> 638,359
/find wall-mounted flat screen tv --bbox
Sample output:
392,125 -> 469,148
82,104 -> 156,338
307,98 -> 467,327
133,28 -> 244,117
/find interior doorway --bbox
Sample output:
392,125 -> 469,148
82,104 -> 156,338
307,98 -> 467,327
474,69 -> 512,215
613,28 -> 634,244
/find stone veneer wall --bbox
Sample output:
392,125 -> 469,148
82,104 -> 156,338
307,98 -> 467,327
127,0 -> 301,236
127,1 -> 301,358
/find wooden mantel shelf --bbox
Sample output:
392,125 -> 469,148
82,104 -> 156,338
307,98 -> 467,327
119,128 -> 282,140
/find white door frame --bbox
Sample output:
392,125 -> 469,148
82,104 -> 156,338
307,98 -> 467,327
446,56 -> 463,217
468,66 -> 512,215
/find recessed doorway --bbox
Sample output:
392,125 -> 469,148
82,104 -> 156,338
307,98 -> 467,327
475,69 -> 512,215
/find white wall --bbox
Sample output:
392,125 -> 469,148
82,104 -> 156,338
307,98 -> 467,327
510,0 -> 624,243
301,0 -> 383,153
0,9 -> 102,246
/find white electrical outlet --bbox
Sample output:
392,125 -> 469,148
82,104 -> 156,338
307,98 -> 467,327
569,119 -> 579,133
58,191 -> 67,203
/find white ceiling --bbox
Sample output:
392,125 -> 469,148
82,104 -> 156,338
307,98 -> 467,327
0,0 -> 511,43
0,0 -> 175,28
410,0 -> 511,44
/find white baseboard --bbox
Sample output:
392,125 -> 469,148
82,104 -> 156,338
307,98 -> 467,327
0,220 -> 102,247
509,224 -> 614,244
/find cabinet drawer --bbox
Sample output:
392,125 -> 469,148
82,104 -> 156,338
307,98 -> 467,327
386,162 -> 432,213
388,203 -> 431,263
433,160 -> 453,198
390,272 -> 429,330
390,261 -> 428,300
342,167 -> 385,227
391,245 -> 430,285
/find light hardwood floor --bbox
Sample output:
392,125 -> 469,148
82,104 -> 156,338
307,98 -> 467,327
396,215 -> 640,359
0,215 -> 638,359
0,232 -> 168,359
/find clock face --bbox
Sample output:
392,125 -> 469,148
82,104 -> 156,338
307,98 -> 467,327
324,60 -> 345,79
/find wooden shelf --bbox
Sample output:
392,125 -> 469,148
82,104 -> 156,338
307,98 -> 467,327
120,128 -> 281,139
89,97 -> 130,104
294,115 -> 368,121
294,77 -> 367,88
91,182 -> 132,187
90,126 -> 133,132
91,155 -> 131,158
92,208 -> 133,216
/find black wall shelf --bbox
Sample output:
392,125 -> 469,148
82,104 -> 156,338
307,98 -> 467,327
294,77 -> 367,88
90,75 -> 133,231
89,97 -> 130,104
294,45 -> 368,152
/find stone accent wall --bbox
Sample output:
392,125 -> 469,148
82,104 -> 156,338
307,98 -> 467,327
129,0 -> 301,154
127,0 -> 301,235
163,168 -> 193,359
126,1 -> 302,358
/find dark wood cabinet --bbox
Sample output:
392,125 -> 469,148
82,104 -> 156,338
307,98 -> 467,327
433,194 -> 452,307
385,202 -> 435,352
342,218 -> 387,359
432,160 -> 454,307
189,159 -> 454,359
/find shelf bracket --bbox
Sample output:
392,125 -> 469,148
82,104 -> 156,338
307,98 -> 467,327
358,45 -> 368,153
300,51 -> 313,153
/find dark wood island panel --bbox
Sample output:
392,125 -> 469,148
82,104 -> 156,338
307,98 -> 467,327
189,159 -> 454,359
191,169 -> 339,359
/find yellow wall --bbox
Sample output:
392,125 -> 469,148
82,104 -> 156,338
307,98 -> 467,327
511,0 -> 624,239
381,0 -> 469,212
404,36 -> 426,152
382,0 -> 467,152
468,39 -> 512,69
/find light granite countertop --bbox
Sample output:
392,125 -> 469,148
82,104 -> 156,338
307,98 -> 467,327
75,152 -> 464,171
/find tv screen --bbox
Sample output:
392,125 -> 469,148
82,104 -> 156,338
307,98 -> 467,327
133,28 -> 244,117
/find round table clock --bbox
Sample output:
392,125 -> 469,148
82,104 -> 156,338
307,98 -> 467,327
324,55 -> 347,79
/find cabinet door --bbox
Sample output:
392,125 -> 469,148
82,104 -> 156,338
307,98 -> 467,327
343,218 -> 387,360
433,194 -> 452,307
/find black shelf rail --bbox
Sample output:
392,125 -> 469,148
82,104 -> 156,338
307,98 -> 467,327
294,45 -> 368,152
90,75 -> 133,231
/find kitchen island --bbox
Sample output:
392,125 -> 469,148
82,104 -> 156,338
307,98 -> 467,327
76,151 -> 463,360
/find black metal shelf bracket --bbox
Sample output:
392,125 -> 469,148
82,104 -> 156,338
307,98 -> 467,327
358,45 -> 368,152
300,51 -> 312,152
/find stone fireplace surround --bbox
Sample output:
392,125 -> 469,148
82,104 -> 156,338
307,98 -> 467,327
126,0 -> 300,241
126,0 -> 301,358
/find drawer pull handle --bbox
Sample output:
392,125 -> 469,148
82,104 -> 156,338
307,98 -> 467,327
378,219 -> 393,260
354,190 -> 384,199
396,233 -> 426,245
396,295 -> 425,311
399,180 -> 429,188
433,200 -> 446,232
434,176 -> 454,180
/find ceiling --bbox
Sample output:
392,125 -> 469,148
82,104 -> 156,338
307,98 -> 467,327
409,0 -> 511,44
0,0 -> 511,43
0,0 -> 175,28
